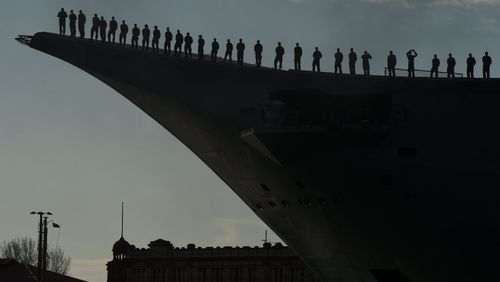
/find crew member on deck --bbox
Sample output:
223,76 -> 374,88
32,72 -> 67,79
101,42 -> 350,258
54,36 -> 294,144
57,8 -> 68,35
174,30 -> 183,56
69,10 -> 77,37
164,28 -> 173,55
91,14 -> 99,40
78,10 -> 86,38
349,48 -> 357,75
294,43 -> 302,70
334,48 -> 343,74
407,49 -> 417,77
254,40 -> 263,67
184,33 -> 193,59
362,51 -> 372,75
483,52 -> 492,79
467,53 -> 476,78
224,39 -> 233,62
131,24 -> 140,48
142,24 -> 150,51
430,54 -> 440,78
119,20 -> 128,45
198,35 -> 205,61
274,42 -> 285,70
211,39 -> 220,62
152,26 -> 161,53
108,17 -> 118,43
447,53 -> 456,78
99,16 -> 107,43
387,51 -> 396,77
236,39 -> 245,66
312,47 -> 322,72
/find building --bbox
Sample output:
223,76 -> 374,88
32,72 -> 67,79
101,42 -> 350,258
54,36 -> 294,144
107,237 -> 319,282
0,258 -> 86,282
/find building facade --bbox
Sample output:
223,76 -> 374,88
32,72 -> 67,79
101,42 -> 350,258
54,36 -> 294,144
107,238 -> 319,282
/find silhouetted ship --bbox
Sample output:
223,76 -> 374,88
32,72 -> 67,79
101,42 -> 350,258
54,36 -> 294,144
19,33 -> 500,282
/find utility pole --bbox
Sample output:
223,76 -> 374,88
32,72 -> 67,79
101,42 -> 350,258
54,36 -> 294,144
42,216 -> 49,280
30,211 -> 52,282
37,213 -> 43,282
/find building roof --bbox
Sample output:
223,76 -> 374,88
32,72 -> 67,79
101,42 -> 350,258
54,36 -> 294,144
0,258 -> 86,282
113,236 -> 133,254
148,239 -> 173,249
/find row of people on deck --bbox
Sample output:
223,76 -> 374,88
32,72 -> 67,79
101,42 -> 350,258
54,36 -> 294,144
57,8 -> 492,78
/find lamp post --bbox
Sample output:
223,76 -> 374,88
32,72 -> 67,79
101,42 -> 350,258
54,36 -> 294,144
30,211 -> 52,282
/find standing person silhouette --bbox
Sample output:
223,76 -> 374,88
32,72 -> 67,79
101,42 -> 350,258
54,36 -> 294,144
99,17 -> 107,43
447,53 -> 456,78
274,42 -> 285,70
184,33 -> 193,59
334,48 -> 343,74
430,54 -> 440,78
466,53 -> 476,78
131,24 -> 140,48
361,51 -> 372,75
482,52 -> 492,79
387,51 -> 397,77
57,8 -> 68,35
254,40 -> 263,67
119,20 -> 128,45
77,10 -> 86,38
108,17 -> 118,43
198,35 -> 205,61
174,30 -> 183,56
407,49 -> 418,77
223,39 -> 233,62
90,14 -> 99,40
69,10 -> 77,37
164,28 -> 173,55
236,39 -> 245,66
312,47 -> 322,72
142,24 -> 150,51
152,26 -> 161,53
349,48 -> 357,75
294,43 -> 302,70
211,39 -> 220,62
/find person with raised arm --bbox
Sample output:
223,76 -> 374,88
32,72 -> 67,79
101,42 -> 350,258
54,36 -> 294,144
362,51 -> 372,75
407,49 -> 417,77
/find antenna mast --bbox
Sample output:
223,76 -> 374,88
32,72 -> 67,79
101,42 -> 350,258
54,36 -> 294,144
121,202 -> 124,238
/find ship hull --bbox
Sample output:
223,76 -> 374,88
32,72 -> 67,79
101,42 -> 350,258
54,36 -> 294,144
28,33 -> 500,282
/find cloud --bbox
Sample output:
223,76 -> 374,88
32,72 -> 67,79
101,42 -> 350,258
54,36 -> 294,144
213,218 -> 266,246
365,0 -> 500,7
70,259 -> 108,282
365,0 -> 413,8
432,0 -> 500,6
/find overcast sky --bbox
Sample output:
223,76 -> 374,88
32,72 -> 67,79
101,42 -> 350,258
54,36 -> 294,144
1,0 -> 499,281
